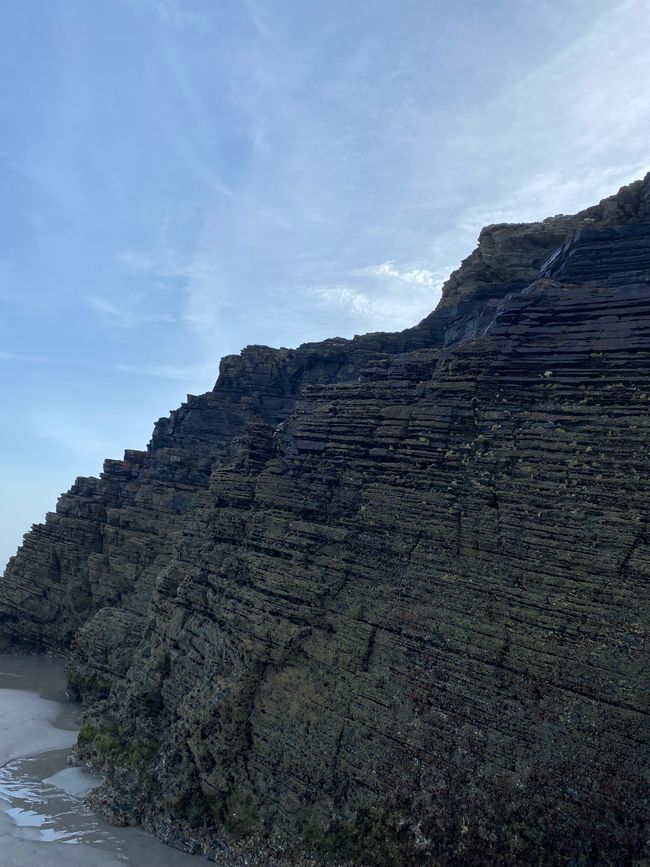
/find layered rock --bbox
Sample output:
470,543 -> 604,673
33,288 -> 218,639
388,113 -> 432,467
2,175 -> 649,866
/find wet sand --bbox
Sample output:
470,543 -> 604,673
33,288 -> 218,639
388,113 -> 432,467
0,654 -> 202,866
0,688 -> 76,766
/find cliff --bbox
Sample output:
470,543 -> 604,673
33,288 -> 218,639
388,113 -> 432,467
1,176 -> 649,866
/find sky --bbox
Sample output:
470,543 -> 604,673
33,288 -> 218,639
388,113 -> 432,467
1,0 -> 649,571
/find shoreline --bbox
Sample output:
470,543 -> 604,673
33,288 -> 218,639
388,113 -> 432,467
0,654 -> 199,866
0,654 -> 123,866
0,688 -> 77,768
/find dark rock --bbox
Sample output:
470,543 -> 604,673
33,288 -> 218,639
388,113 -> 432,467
2,174 -> 649,866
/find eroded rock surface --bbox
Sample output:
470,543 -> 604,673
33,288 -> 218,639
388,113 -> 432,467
2,176 -> 649,865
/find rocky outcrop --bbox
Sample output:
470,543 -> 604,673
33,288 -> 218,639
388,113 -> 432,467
2,176 -> 649,866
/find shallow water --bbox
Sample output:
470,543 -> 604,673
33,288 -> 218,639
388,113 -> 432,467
0,654 -> 203,866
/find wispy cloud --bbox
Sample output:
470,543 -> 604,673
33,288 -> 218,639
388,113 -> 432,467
115,246 -> 193,283
124,0 -> 208,29
115,361 -> 218,381
241,0 -> 275,40
4,0 -> 650,575
0,350 -> 116,370
1,348 -> 207,383
86,295 -> 177,328
313,260 -> 452,329
30,410 -> 116,459
432,0 -> 650,229
313,286 -> 373,317
0,350 -> 53,364
172,0 -> 650,356
115,250 -> 159,274
358,262 -> 443,288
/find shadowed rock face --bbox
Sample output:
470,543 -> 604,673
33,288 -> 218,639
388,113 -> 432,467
2,176 -> 649,865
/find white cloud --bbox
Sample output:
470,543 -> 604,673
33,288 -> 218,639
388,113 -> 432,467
358,262 -> 443,288
313,260 -> 451,329
313,286 -> 372,317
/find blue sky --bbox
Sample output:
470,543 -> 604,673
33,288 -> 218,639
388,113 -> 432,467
1,0 -> 649,570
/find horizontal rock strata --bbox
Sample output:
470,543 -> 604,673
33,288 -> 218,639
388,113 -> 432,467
2,175 -> 649,866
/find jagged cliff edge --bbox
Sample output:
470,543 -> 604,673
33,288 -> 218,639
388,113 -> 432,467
1,175 -> 649,865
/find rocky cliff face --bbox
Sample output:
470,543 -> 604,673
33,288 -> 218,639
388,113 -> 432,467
2,176 -> 649,866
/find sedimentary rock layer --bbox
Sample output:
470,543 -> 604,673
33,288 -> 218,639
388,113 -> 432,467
2,176 -> 649,865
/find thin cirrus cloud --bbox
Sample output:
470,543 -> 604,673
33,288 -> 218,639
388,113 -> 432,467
428,0 -> 650,230
85,296 -> 177,328
0,349 -> 109,369
1,348 -> 196,382
115,361 -> 219,381
126,0 -> 208,29
115,248 -> 190,282
1,0 -> 649,572
29,410 -> 117,460
172,0 -> 649,363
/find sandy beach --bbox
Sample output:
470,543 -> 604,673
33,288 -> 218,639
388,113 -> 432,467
0,655 -> 123,866
0,655 -> 200,866
0,687 -> 77,766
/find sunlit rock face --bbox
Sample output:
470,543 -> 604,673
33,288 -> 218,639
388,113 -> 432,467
1,175 -> 649,865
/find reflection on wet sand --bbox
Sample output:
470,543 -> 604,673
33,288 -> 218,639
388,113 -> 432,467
0,654 -> 202,866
